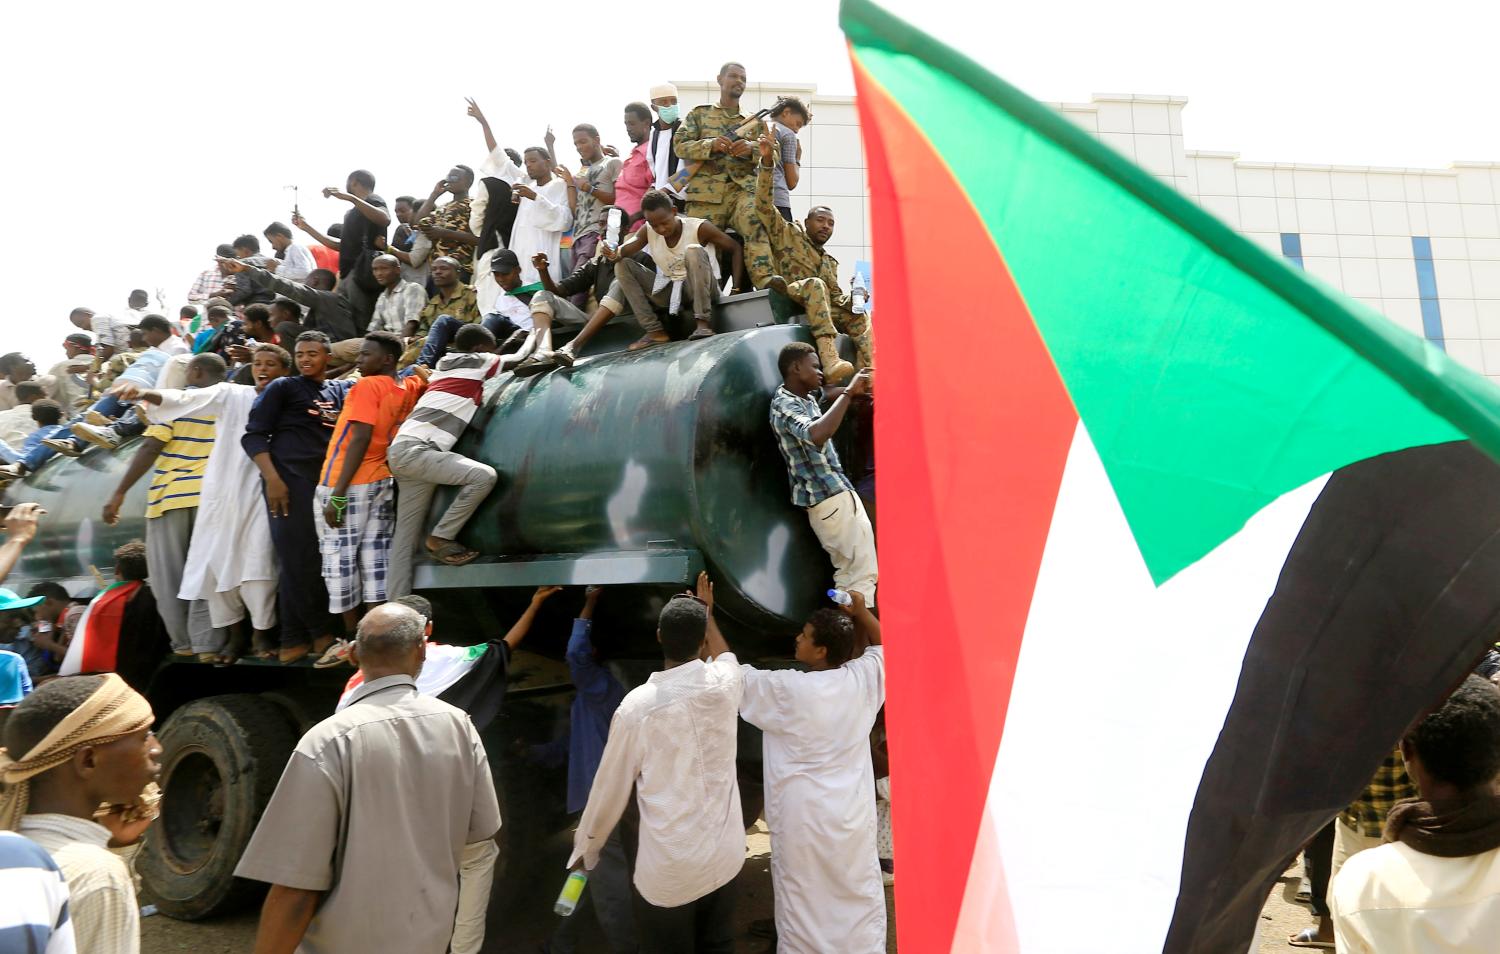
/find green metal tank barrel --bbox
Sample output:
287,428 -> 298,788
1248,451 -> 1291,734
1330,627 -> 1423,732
3,323 -> 838,638
443,322 -> 830,636
3,445 -> 150,590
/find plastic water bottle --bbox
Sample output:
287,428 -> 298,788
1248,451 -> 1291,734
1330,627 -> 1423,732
828,589 -> 853,606
851,272 -> 869,315
604,207 -> 623,250
554,870 -> 588,916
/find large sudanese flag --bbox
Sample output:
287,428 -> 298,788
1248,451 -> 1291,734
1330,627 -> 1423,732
843,1 -> 1500,952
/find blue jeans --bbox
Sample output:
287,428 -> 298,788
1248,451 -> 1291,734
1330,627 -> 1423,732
17,425 -> 71,471
91,392 -> 130,419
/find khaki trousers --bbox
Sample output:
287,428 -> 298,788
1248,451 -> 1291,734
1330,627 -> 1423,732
808,489 -> 878,607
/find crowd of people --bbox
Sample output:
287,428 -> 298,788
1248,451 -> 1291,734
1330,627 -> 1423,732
3,57 -> 1494,954
0,63 -> 893,954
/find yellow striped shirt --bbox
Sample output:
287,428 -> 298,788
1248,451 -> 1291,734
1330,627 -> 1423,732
144,416 -> 215,518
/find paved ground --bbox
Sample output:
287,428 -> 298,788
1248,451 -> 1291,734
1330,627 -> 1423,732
142,827 -> 1314,953
142,822 -> 898,954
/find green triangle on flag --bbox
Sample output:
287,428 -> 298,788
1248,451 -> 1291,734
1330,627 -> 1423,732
844,0 -> 1500,583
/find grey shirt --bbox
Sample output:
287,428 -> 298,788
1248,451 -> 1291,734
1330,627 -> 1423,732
771,125 -> 800,209
235,674 -> 500,954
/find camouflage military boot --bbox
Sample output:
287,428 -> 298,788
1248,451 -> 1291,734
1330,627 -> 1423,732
845,313 -> 875,370
816,335 -> 854,386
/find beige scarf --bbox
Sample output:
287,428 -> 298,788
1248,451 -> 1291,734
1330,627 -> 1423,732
0,673 -> 153,829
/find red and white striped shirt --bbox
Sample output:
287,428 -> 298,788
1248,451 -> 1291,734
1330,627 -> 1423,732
393,351 -> 501,452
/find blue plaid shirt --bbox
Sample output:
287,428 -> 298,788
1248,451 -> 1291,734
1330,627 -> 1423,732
770,385 -> 854,508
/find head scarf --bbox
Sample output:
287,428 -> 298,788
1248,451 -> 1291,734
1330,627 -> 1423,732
0,673 -> 153,829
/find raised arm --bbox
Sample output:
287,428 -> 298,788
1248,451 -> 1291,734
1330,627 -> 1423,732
467,97 -> 498,154
698,571 -> 731,659
806,368 -> 872,447
293,212 -> 338,251
503,586 -> 563,650
326,187 -> 390,228
755,135 -> 793,238
410,178 -> 448,229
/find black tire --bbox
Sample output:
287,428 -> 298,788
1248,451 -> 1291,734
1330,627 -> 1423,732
138,694 -> 299,920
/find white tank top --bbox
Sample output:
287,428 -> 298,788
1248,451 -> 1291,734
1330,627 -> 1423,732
646,216 -> 720,282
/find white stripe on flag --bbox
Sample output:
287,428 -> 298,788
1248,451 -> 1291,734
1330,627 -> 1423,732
966,422 -> 1328,954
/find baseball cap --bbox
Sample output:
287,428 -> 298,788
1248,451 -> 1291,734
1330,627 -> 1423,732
650,83 -> 678,100
491,250 -> 521,273
0,587 -> 45,612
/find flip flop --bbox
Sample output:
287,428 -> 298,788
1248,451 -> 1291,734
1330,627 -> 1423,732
688,327 -> 716,340
1288,927 -> 1334,949
552,349 -> 575,368
512,354 -> 558,378
627,335 -> 668,352
427,540 -> 480,566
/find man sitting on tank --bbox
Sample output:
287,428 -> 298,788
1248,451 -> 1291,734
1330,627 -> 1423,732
600,189 -> 746,351
512,207 -> 656,377
770,341 -> 878,606
412,251 -> 539,372
754,132 -> 873,386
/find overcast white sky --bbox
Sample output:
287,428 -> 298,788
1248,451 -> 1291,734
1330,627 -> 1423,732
5,0 -> 1497,363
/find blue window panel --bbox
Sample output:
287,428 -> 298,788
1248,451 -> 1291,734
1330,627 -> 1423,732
1411,236 -> 1444,349
1419,298 -> 1447,351
1279,232 -> 1305,270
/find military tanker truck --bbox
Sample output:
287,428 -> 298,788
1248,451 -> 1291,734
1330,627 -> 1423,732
0,290 -> 873,920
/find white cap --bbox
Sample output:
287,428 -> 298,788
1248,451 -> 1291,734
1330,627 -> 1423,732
649,83 -> 678,101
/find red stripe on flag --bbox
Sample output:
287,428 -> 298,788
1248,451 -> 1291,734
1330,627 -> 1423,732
851,51 -> 1079,953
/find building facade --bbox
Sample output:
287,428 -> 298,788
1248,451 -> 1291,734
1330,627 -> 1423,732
673,80 -> 1500,380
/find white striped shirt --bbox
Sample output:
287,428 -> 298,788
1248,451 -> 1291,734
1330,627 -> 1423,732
393,351 -> 501,452
0,830 -> 76,954
89,313 -> 130,350
17,815 -> 139,954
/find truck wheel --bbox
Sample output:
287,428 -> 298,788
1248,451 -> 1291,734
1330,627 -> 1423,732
138,694 -> 299,920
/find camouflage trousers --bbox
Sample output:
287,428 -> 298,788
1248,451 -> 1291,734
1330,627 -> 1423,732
785,277 -> 874,368
686,189 -> 773,289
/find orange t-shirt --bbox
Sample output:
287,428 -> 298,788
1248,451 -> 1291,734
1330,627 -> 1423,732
319,375 -> 426,487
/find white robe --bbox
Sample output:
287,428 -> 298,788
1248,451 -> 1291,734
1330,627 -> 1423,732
142,383 -> 276,599
471,145 -> 573,311
739,646 -> 887,954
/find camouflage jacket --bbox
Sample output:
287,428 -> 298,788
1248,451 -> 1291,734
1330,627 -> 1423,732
675,103 -> 765,205
416,284 -> 480,334
755,165 -> 850,309
97,347 -> 145,394
419,198 -> 475,268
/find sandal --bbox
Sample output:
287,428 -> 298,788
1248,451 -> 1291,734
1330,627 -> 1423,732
687,327 -> 716,341
278,645 -> 311,665
627,334 -> 668,352
427,540 -> 480,566
552,349 -> 575,368
313,638 -> 355,669
512,353 -> 558,378
1288,927 -> 1334,949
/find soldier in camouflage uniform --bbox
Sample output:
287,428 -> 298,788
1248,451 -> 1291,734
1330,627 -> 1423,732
753,133 -> 873,385
674,62 -> 775,290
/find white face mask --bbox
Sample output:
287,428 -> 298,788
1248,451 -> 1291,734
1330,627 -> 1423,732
655,104 -> 679,124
